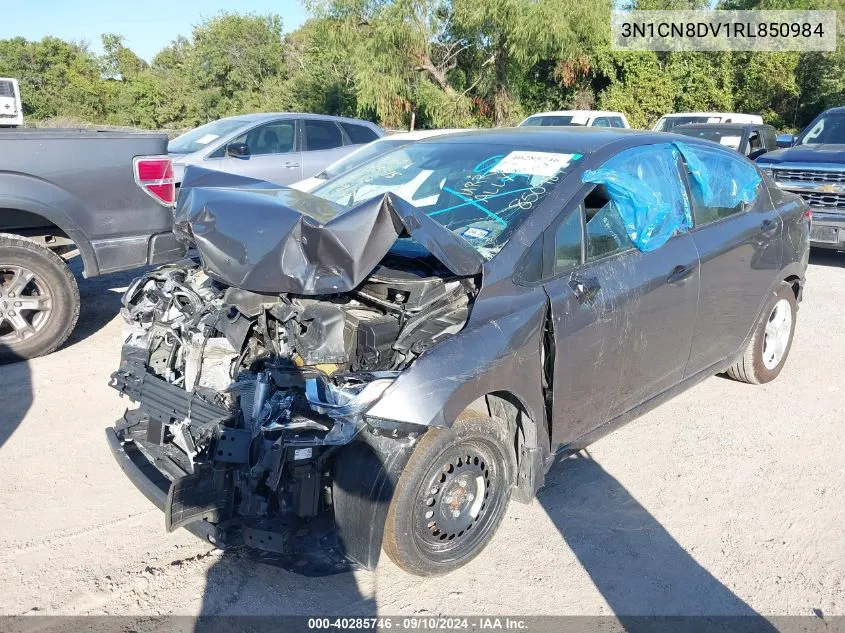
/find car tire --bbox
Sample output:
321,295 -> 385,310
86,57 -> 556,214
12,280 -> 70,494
382,416 -> 515,576
726,281 -> 797,385
0,233 -> 80,363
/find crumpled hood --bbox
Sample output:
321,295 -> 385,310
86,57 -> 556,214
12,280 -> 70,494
173,166 -> 485,294
757,144 -> 845,165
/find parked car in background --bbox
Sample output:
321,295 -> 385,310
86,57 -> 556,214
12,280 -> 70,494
757,106 -> 845,250
0,129 -> 183,362
167,113 -> 384,187
290,129 -> 464,192
108,129 -> 807,578
674,122 -> 778,159
519,110 -> 630,128
0,78 -> 23,128
654,112 -> 763,132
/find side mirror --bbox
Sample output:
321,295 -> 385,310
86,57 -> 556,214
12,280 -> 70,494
226,142 -> 250,158
775,134 -> 794,149
748,148 -> 768,160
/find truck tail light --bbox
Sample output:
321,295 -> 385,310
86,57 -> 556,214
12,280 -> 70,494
134,156 -> 175,206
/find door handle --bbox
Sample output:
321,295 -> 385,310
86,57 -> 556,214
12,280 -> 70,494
283,161 -> 300,169
568,277 -> 601,305
760,219 -> 778,233
667,263 -> 696,283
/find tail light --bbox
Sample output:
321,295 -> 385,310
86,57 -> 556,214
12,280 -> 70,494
133,156 -> 175,206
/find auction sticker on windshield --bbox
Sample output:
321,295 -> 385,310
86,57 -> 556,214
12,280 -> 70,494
492,151 -> 581,177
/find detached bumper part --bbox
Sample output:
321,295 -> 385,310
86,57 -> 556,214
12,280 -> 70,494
105,414 -> 224,546
107,411 -> 358,575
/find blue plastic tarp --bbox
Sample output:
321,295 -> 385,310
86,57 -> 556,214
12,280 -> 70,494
581,143 -> 692,252
675,142 -> 762,208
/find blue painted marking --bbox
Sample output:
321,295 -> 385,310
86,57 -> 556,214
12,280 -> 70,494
429,186 -> 533,217
438,187 -> 507,226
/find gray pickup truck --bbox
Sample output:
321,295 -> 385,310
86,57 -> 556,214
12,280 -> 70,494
0,129 -> 186,362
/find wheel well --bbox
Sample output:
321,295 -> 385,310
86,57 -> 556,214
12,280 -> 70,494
784,275 -> 801,300
1,208 -> 68,242
455,391 -> 545,503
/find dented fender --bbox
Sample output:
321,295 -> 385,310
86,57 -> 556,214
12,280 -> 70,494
366,281 -> 548,444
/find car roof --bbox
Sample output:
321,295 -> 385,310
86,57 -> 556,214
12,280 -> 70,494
214,112 -> 381,127
675,123 -> 772,130
412,126 -> 657,154
382,129 -> 467,141
525,110 -> 626,118
659,112 -> 758,118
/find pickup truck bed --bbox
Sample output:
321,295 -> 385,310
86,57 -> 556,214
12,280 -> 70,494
0,129 -> 186,361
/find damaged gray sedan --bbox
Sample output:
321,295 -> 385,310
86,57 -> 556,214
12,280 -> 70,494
107,129 -> 810,576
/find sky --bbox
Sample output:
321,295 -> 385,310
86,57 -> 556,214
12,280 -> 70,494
1,0 -> 309,61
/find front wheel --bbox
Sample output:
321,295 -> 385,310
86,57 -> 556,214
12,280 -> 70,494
0,234 -> 80,363
382,416 -> 515,576
726,281 -> 797,384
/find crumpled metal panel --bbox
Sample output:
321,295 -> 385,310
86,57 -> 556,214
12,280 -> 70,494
174,167 -> 484,294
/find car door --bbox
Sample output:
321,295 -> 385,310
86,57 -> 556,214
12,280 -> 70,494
300,119 -> 350,179
680,144 -> 783,376
220,119 -> 301,185
541,179 -> 699,447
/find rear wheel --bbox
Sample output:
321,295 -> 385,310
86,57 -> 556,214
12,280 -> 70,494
0,234 -> 80,363
382,416 -> 514,576
726,281 -> 797,384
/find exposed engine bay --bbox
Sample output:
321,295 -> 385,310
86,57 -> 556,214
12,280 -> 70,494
109,253 -> 477,568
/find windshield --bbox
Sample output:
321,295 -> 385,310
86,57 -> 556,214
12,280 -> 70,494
798,113 -> 845,145
323,139 -> 410,179
312,141 -> 583,260
673,127 -> 743,150
168,119 -> 247,154
520,115 -> 586,127
655,116 -> 717,132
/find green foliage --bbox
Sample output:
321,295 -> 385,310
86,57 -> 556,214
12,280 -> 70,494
0,3 -> 844,132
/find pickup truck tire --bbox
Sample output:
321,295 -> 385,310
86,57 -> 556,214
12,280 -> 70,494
382,416 -> 514,576
726,281 -> 797,385
0,233 -> 80,363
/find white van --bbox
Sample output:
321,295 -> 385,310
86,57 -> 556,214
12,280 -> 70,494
654,112 -> 762,132
0,78 -> 23,128
519,110 -> 630,129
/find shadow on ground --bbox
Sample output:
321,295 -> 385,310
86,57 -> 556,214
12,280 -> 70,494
809,249 -> 845,269
188,447 -> 777,623
63,258 -> 142,348
0,347 -> 31,450
537,451 -> 777,627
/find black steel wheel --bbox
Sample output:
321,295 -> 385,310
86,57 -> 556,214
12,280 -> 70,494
383,416 -> 514,576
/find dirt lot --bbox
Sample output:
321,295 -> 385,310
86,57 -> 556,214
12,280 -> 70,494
1,254 -> 843,618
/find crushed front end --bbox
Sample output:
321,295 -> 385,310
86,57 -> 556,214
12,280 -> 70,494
107,257 -> 476,572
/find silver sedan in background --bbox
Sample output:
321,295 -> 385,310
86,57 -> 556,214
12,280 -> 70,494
167,113 -> 384,187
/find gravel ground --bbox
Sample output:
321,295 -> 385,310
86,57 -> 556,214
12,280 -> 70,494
1,253 -> 843,618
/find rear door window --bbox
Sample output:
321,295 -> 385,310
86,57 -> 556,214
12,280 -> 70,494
593,117 -> 610,128
677,144 -> 763,227
340,123 -> 379,144
608,117 -> 626,128
304,120 -> 345,151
